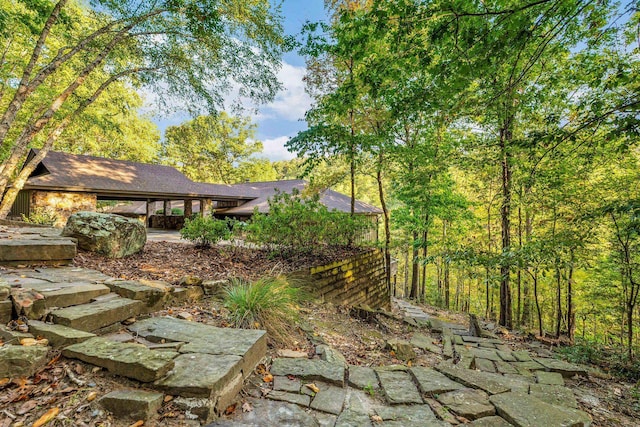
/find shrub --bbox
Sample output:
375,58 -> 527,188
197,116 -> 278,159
155,208 -> 184,215
244,189 -> 373,255
179,215 -> 232,247
21,207 -> 58,226
223,276 -> 301,345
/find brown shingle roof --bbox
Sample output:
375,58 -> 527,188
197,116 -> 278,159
23,150 -> 252,200
222,180 -> 383,216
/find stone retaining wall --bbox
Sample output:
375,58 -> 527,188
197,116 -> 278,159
292,249 -> 390,310
31,191 -> 97,227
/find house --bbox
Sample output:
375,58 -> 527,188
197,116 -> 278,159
10,150 -> 381,228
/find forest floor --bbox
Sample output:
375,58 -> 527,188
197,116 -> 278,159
2,242 -> 639,426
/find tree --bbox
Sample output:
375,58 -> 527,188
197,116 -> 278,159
162,113 -> 264,184
0,0 -> 286,216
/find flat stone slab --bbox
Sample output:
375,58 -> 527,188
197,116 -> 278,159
28,320 -> 96,347
271,358 -> 345,386
410,333 -> 441,354
266,390 -> 311,407
529,384 -> 579,408
100,389 -> 163,420
105,280 -> 168,310
410,366 -> 464,395
310,383 -> 346,414
19,266 -> 112,283
495,360 -> 519,375
63,337 -> 176,382
0,238 -> 76,263
0,344 -> 49,378
273,375 -> 301,392
375,369 -> 423,404
536,370 -> 565,385
128,316 -> 266,356
51,297 -> 144,332
154,353 -> 242,398
375,404 -> 448,427
27,282 -> 110,308
512,350 -> 533,362
497,350 -> 517,362
474,358 -> 497,372
437,388 -> 495,420
469,347 -> 502,362
348,365 -> 379,390
490,392 -> 592,427
335,409 -> 373,427
436,363 -> 510,395
534,357 -> 588,378
470,416 -> 514,426
207,399 -> 319,427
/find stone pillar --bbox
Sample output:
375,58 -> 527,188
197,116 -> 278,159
184,200 -> 192,218
146,200 -> 153,228
163,200 -> 171,229
200,199 -> 212,217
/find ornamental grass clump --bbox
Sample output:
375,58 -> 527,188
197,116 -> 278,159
223,276 -> 301,345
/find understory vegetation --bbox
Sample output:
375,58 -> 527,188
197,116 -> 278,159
223,276 -> 302,346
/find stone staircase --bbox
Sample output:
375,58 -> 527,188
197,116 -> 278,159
0,266 -> 267,423
0,225 -> 76,265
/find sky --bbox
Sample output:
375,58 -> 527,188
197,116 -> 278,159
152,0 -> 328,162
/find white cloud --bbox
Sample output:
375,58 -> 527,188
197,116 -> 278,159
262,62 -> 312,121
261,136 -> 296,161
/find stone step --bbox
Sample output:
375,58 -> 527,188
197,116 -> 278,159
63,337 -> 177,382
0,238 -> 76,265
28,281 -> 110,308
50,297 -> 144,332
28,320 -> 96,347
104,280 -> 170,312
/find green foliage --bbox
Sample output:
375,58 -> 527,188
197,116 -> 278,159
556,339 -> 640,381
21,207 -> 58,226
179,215 -> 233,248
171,208 -> 184,216
162,113 -> 266,184
244,189 -> 374,255
223,276 -> 301,345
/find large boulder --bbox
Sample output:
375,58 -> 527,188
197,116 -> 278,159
62,212 -> 146,258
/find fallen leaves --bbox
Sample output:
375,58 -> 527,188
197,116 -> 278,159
20,338 -> 49,347
32,407 -> 59,427
128,421 -> 144,427
85,391 -> 98,402
241,401 -> 253,413
304,383 -> 320,393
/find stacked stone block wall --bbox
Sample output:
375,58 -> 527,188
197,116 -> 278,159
293,249 -> 390,310
31,191 -> 97,228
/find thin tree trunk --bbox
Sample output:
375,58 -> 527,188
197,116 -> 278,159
376,151 -> 391,293
555,266 -> 563,338
499,127 -> 512,329
410,231 -> 419,299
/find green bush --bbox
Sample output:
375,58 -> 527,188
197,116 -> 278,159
244,189 -> 373,255
155,208 -> 184,215
223,276 -> 301,345
21,207 -> 58,226
179,215 -> 232,247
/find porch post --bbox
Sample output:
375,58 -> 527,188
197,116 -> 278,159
184,200 -> 192,218
146,199 -> 153,228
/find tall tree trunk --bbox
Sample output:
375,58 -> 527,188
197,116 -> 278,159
421,222 -> 428,303
534,272 -> 542,337
376,151 -> 391,293
410,231 -> 419,299
555,266 -> 563,338
567,250 -> 575,343
499,124 -> 513,328
521,209 -> 533,326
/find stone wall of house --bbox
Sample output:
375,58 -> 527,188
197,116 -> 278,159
149,215 -> 185,230
31,191 -> 97,228
292,249 -> 390,310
